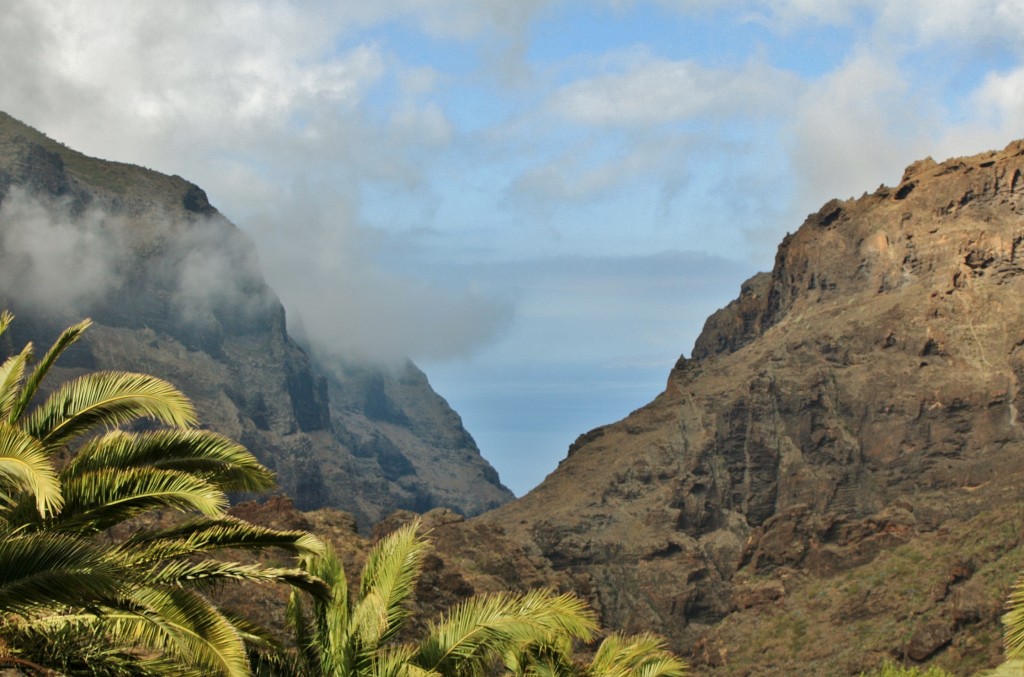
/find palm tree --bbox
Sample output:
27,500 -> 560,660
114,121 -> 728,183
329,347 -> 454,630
283,519 -> 601,677
0,312 -> 328,676
503,631 -> 688,677
982,575 -> 1024,677
580,633 -> 688,677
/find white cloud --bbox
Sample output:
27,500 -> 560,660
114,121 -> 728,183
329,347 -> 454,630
873,0 -> 1024,47
0,188 -> 278,333
508,133 -> 693,206
238,187 -> 514,366
927,64 -> 1024,160
548,53 -> 795,127
649,0 -> 1024,49
0,0 -> 513,366
785,50 -> 936,210
0,189 -> 126,316
1,1 -> 387,165
973,67 -> 1024,131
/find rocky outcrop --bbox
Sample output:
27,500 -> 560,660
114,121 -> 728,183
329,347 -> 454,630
0,111 -> 513,527
464,140 -> 1024,674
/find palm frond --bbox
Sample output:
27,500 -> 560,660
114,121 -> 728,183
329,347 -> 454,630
287,587 -> 321,676
107,585 -> 251,677
22,371 -> 197,449
1005,574 -> 1024,659
503,635 -> 578,677
0,344 -> 32,421
1,613 -> 172,677
65,428 -> 276,493
980,658 -> 1024,676
305,544 -> 355,676
0,308 -> 13,337
0,532 -> 124,614
10,318 -> 91,423
114,515 -> 324,564
223,608 -> 301,677
0,422 -> 62,518
635,655 -> 689,677
148,559 -> 329,599
589,633 -> 687,677
368,644 -> 437,677
416,589 -> 597,676
507,589 -> 598,641
353,520 -> 428,650
51,467 -> 227,532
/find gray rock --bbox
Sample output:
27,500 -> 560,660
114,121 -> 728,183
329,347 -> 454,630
0,111 -> 514,528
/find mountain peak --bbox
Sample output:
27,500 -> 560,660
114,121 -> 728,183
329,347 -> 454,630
693,138 -> 1024,363
0,112 -> 514,527
472,138 -> 1024,674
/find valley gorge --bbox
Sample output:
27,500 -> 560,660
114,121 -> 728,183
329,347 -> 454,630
4,109 -> 1024,675
435,139 -> 1024,675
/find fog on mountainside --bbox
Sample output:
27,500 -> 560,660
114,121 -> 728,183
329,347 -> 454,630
0,111 -> 514,527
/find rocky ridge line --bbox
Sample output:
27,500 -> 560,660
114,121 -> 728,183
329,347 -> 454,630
0,111 -> 514,527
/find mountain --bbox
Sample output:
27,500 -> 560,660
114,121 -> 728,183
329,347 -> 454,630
424,141 -> 1024,675
0,111 -> 513,528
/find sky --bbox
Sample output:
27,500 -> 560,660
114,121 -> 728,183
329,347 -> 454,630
1,1 -> 1024,495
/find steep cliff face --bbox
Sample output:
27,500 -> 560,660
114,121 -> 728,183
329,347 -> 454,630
471,141 -> 1024,674
0,111 -> 513,527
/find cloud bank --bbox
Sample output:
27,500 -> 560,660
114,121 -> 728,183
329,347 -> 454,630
1,0 -> 1022,368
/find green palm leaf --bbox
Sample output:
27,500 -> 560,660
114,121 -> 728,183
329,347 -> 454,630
51,467 -> 227,532
115,515 -> 325,563
415,589 -> 597,676
23,371 -> 197,449
588,633 -> 688,677
287,587 -> 322,676
353,520 -> 429,652
149,559 -> 329,599
371,644 -> 440,677
0,344 -> 32,421
1,614 -> 174,677
0,532 -> 123,614
503,635 -> 578,677
66,428 -> 276,493
0,315 -> 328,675
980,659 -> 1024,676
307,543 -> 356,676
1004,574 -> 1024,660
10,318 -> 91,423
107,585 -> 251,677
0,309 -> 13,337
0,422 -> 62,518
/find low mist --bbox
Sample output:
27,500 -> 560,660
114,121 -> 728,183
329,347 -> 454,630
0,185 -> 514,368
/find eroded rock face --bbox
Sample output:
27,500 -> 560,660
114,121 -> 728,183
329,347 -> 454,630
0,111 -> 513,527
470,140 -> 1024,674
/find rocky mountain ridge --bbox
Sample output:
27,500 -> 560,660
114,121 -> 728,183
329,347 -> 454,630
432,140 -> 1024,675
0,111 -> 513,527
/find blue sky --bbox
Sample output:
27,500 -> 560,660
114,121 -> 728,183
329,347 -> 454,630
2,1 -> 1024,494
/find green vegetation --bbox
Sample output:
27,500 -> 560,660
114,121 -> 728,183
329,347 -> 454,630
286,519 -> 590,675
0,311 -> 326,675
859,660 -> 955,676
0,311 -> 687,676
278,518 -> 687,677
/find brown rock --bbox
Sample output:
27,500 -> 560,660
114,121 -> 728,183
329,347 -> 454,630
905,619 -> 955,661
453,139 -> 1024,675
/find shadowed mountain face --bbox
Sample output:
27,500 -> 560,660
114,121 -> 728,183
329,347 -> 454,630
0,111 -> 513,528
435,141 -> 1024,675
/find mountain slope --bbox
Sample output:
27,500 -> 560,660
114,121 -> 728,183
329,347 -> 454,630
466,141 -> 1024,674
0,111 -> 513,527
